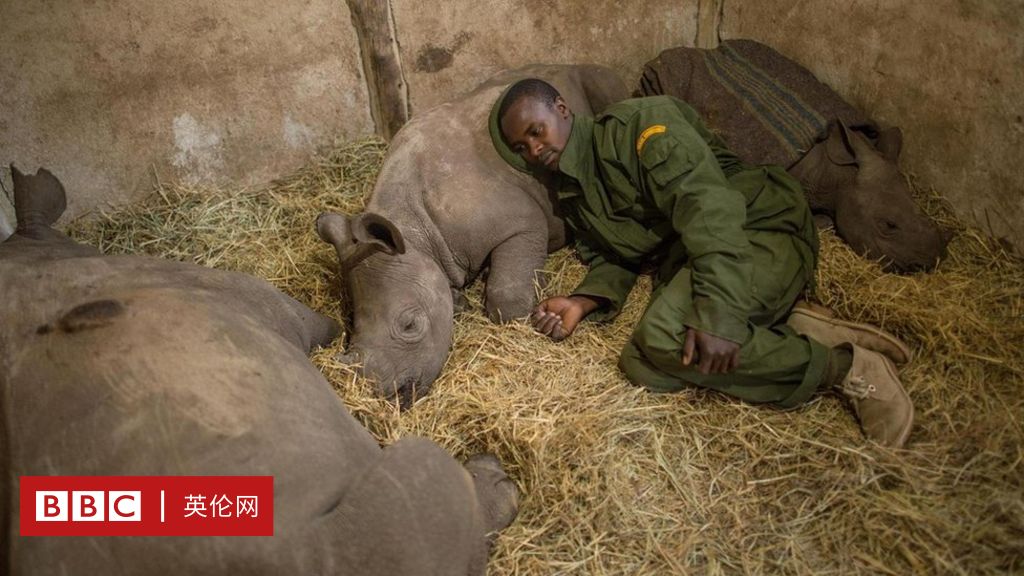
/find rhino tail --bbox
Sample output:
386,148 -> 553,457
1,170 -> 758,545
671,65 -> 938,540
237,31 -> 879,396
11,165 -> 68,231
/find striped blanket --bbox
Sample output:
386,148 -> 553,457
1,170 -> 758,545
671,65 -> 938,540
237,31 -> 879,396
638,40 -> 876,168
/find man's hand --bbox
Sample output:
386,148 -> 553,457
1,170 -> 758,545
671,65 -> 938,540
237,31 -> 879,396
682,328 -> 741,375
531,295 -> 603,341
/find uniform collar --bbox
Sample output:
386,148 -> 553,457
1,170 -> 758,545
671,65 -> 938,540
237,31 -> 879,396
556,114 -> 595,199
488,85 -> 531,173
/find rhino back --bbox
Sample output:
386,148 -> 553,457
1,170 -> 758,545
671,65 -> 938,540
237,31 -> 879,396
1,253 -> 380,574
639,40 -> 874,168
365,65 -> 626,285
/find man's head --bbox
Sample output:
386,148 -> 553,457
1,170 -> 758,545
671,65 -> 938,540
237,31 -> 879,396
498,79 -> 573,172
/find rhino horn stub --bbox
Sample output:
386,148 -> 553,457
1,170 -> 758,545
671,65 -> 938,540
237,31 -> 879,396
317,211 -> 406,269
334,349 -> 361,366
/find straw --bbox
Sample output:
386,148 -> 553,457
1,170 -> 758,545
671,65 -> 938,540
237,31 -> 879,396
68,139 -> 1024,575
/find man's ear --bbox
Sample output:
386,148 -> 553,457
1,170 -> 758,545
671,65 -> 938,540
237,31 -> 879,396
554,96 -> 571,119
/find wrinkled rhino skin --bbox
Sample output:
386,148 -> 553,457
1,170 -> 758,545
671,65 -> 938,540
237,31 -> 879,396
1,167 -> 516,576
318,64 -> 628,404
638,39 -> 948,272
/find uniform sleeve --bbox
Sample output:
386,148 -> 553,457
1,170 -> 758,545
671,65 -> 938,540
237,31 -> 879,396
638,127 -> 752,343
570,238 -> 638,322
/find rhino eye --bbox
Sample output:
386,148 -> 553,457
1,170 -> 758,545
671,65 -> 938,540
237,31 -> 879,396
879,218 -> 899,236
394,309 -> 427,342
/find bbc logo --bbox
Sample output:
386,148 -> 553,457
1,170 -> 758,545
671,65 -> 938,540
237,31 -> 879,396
21,476 -> 273,536
36,491 -> 141,522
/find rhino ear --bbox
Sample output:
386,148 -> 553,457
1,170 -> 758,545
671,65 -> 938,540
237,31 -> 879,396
351,212 -> 405,256
826,120 -> 881,167
316,211 -> 405,269
875,127 -> 903,163
10,164 -> 67,227
824,120 -> 858,166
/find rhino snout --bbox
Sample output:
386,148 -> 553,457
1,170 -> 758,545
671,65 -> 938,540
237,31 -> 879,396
339,345 -> 429,409
394,376 -> 426,410
374,373 -> 427,410
335,349 -> 361,366
836,197 -> 949,273
882,219 -> 949,273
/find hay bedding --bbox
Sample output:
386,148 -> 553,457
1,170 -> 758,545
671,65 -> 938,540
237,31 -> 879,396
68,139 -> 1023,574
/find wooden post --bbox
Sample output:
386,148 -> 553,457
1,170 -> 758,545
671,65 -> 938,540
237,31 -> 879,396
696,0 -> 724,49
346,0 -> 410,140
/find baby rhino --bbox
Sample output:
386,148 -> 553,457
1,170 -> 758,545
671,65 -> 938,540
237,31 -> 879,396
317,64 -> 628,406
1,166 -> 516,576
639,39 -> 948,272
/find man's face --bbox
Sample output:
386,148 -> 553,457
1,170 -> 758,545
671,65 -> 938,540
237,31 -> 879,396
500,96 -> 573,172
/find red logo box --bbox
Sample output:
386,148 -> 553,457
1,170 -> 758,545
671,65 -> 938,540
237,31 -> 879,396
20,476 -> 273,536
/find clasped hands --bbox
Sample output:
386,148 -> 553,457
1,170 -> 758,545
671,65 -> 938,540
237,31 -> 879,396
531,295 -> 740,375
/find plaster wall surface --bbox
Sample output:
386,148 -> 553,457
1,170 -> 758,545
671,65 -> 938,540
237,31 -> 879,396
6,0 -> 1020,256
392,0 -> 698,113
721,0 -> 1024,253
1,0 -> 373,224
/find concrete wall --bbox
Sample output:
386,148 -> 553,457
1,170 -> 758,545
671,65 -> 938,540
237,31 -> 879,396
0,0 -> 696,232
393,0 -> 695,112
3,0 -> 1022,254
1,0 -> 373,225
720,0 -> 1024,253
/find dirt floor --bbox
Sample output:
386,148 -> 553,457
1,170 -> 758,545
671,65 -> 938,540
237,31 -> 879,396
69,139 -> 1024,575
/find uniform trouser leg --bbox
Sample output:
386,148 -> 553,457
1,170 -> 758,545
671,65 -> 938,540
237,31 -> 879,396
618,231 -> 830,409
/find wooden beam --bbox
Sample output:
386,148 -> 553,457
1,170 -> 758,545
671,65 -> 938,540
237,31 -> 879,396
696,0 -> 724,49
346,0 -> 410,140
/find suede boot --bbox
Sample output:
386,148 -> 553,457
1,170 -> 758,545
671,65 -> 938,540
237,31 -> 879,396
788,301 -> 912,365
837,344 -> 914,447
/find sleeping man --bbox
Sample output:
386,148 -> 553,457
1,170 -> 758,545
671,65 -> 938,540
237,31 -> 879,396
490,79 -> 915,447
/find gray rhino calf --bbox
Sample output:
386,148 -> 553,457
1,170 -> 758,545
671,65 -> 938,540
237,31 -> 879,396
1,167 -> 516,575
639,39 -> 948,272
317,64 -> 628,405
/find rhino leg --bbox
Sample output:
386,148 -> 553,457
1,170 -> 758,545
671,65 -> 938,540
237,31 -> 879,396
452,288 -> 469,314
286,302 -> 341,350
320,437 -> 502,576
464,454 -> 519,541
483,231 -> 548,323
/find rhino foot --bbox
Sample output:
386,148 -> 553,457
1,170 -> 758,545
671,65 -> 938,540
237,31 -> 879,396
464,454 -> 519,539
452,288 -> 468,314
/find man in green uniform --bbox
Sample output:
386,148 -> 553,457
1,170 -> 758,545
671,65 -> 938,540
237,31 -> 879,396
490,79 -> 915,447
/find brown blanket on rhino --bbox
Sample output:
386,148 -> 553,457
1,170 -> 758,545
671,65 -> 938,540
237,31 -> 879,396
638,39 -> 877,168
637,40 -> 949,273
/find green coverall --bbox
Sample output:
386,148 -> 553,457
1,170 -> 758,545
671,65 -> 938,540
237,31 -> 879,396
490,95 -> 830,409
